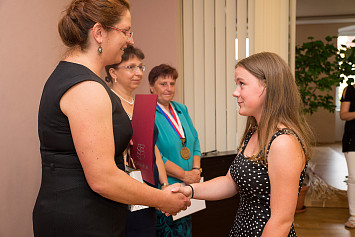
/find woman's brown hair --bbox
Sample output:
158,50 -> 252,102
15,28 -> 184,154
236,52 -> 313,165
148,64 -> 178,86
58,0 -> 130,50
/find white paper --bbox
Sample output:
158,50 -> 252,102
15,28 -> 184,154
127,169 -> 149,212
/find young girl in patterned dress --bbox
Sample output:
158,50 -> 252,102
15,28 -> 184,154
177,52 -> 313,237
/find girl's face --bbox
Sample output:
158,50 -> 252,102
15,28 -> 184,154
233,66 -> 266,122
150,76 -> 176,106
110,56 -> 143,91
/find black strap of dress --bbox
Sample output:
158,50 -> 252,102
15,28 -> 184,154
240,126 -> 257,154
240,127 -> 305,164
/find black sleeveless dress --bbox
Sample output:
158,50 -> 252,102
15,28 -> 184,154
33,61 -> 133,237
229,128 -> 307,237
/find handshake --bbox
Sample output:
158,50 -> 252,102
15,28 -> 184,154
157,183 -> 194,216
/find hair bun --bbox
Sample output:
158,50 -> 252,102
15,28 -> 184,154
58,0 -> 130,50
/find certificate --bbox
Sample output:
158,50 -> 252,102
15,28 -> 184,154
130,94 -> 158,185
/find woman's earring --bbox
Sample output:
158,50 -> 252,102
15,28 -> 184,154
98,45 -> 103,55
114,78 -> 117,83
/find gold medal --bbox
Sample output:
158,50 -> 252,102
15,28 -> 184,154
180,138 -> 190,160
180,146 -> 191,160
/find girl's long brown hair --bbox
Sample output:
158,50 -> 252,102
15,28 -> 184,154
236,52 -> 313,165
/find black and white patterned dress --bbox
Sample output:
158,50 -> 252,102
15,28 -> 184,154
229,128 -> 307,237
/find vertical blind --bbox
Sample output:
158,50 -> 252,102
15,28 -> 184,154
180,0 -> 295,153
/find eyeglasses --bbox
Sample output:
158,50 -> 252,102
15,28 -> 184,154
106,25 -> 133,41
117,65 -> 146,72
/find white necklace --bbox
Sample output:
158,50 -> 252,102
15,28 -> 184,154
111,89 -> 134,105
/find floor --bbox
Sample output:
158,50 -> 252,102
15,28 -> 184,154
294,207 -> 354,237
294,142 -> 355,236
311,143 -> 348,191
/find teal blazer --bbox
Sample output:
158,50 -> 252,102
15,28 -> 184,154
155,101 -> 201,184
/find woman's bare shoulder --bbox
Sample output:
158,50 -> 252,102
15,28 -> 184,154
60,80 -> 110,116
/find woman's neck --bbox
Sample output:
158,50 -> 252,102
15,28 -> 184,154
159,101 -> 170,112
111,86 -> 134,116
64,50 -> 104,77
111,84 -> 133,102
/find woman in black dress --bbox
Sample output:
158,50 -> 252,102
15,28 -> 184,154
33,1 -> 189,236
177,52 -> 313,237
340,84 -> 355,228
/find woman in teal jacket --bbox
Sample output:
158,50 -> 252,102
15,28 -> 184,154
149,64 -> 201,237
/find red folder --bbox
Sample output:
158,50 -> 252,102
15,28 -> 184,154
130,94 -> 158,185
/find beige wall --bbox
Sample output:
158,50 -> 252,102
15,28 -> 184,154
0,1 -> 71,236
0,0 -> 179,236
296,22 -> 353,143
130,1 -> 180,99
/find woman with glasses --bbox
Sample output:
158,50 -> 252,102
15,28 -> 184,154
105,45 -> 170,237
33,1 -> 189,236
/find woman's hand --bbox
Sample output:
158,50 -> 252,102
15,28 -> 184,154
160,184 -> 169,191
164,160 -> 201,184
182,169 -> 201,184
158,184 -> 191,215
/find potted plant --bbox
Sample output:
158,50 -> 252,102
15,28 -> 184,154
295,36 -> 342,115
295,36 -> 355,114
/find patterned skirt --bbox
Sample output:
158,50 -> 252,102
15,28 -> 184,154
156,211 -> 192,237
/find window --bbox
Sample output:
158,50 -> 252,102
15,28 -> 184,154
235,38 -> 249,60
